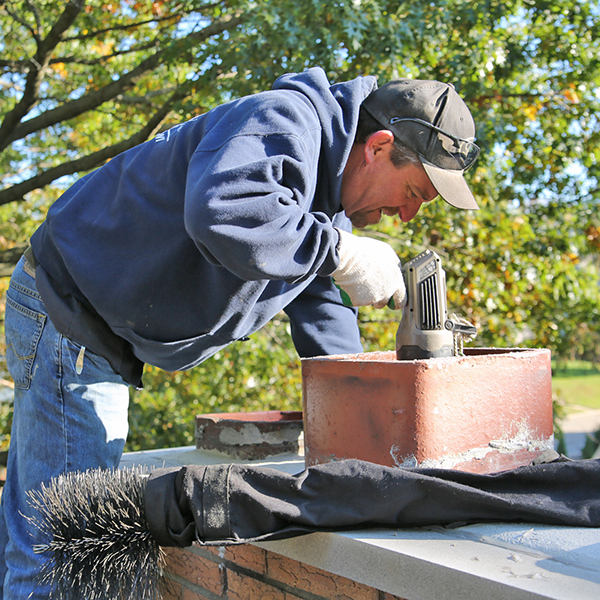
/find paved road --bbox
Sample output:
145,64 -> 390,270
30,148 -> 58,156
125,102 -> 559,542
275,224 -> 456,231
559,408 -> 600,459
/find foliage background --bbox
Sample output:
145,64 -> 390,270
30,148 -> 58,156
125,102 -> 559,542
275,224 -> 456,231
1,0 -> 600,451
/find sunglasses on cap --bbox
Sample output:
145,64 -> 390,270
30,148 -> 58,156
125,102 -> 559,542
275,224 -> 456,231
388,117 -> 480,172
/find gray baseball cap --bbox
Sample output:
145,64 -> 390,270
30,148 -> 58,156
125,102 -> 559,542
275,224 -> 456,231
362,79 -> 480,210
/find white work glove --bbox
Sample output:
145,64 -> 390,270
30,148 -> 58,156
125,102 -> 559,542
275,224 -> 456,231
332,229 -> 406,310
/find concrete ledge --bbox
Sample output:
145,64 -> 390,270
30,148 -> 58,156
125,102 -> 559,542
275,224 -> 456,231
121,446 -> 600,600
255,526 -> 600,600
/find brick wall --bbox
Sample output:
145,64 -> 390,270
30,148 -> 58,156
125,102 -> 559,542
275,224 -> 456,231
162,543 -> 408,600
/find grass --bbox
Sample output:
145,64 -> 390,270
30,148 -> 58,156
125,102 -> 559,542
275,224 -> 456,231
552,360 -> 600,412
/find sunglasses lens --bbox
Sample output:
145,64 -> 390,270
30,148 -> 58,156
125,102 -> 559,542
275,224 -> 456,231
439,134 -> 480,169
390,118 -> 479,172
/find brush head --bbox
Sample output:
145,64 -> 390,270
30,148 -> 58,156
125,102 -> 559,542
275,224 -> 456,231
26,466 -> 165,600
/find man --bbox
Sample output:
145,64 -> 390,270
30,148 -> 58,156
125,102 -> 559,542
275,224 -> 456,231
0,67 -> 479,598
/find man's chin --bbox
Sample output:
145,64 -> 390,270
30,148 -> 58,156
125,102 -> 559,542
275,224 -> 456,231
349,212 -> 379,229
350,219 -> 366,229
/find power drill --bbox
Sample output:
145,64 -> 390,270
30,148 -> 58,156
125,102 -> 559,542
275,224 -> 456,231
396,249 -> 476,360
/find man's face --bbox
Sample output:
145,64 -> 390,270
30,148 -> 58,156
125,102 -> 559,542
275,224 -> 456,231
340,131 -> 439,229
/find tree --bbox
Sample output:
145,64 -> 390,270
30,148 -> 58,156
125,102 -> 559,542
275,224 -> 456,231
3,0 -> 600,236
2,0 -> 600,450
0,0 -> 466,207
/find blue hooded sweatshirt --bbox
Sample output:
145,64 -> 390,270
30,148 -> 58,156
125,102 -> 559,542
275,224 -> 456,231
30,68 -> 377,385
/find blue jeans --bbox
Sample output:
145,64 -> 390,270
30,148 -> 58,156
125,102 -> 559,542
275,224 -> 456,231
0,257 -> 130,599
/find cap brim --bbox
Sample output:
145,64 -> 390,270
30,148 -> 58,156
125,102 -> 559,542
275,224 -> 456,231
422,160 -> 479,210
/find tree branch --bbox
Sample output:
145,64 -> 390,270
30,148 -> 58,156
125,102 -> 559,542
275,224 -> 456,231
52,40 -> 163,66
0,59 -> 27,70
0,11 -> 186,72
3,1 -> 39,42
0,0 -> 86,150
24,0 -> 43,40
60,7 -> 188,42
0,242 -> 29,278
0,11 -> 245,151
0,86 -> 188,207
1,39 -> 162,71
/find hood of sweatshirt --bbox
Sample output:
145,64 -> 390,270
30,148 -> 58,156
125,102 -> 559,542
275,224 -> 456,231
272,68 -> 377,216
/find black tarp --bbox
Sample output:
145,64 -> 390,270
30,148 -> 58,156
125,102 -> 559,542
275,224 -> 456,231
144,456 -> 600,547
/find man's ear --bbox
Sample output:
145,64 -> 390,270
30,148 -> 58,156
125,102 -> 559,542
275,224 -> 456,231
364,130 -> 395,163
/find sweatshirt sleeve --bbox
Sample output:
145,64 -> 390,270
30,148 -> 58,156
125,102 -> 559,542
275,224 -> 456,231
284,274 -> 362,357
183,124 -> 339,285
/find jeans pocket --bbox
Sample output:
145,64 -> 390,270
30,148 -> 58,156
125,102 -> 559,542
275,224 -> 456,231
5,295 -> 47,390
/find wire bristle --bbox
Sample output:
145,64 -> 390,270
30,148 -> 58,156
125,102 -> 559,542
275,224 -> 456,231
26,466 -> 165,600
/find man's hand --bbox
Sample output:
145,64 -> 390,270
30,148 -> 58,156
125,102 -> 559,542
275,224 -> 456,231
332,229 -> 406,309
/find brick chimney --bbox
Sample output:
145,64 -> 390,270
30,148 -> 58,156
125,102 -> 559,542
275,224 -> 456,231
302,348 -> 553,474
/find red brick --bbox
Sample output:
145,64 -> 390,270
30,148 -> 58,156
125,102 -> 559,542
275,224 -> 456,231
266,552 -> 378,600
226,570 -> 287,600
382,594 -> 409,600
182,587 -> 215,600
197,544 -> 225,558
161,577 -> 182,600
164,547 -> 225,596
224,544 -> 267,574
